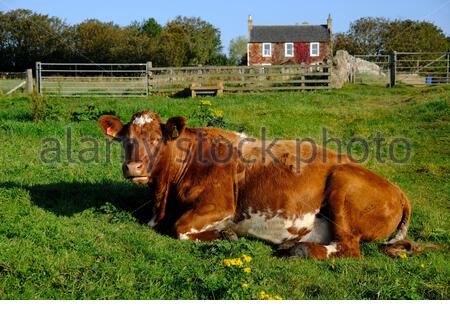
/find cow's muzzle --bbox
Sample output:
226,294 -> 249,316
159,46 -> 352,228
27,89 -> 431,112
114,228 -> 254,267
123,161 -> 150,184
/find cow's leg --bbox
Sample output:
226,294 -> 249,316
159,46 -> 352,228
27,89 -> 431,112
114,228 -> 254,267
281,238 -> 361,260
322,186 -> 363,258
175,208 -> 235,241
282,171 -> 366,259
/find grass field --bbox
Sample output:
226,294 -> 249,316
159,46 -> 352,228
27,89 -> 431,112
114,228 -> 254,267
0,84 -> 449,299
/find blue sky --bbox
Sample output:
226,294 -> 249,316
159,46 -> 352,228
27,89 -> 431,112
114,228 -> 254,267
1,0 -> 449,53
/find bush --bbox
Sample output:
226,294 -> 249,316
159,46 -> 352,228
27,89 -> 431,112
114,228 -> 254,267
31,93 -> 70,122
191,99 -> 226,128
71,104 -> 116,122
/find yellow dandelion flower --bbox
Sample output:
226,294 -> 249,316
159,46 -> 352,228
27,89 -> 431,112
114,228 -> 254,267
242,255 -> 252,263
420,263 -> 425,268
399,253 -> 408,259
212,108 -> 223,118
223,258 -> 243,267
243,267 -> 251,273
235,258 -> 243,267
258,290 -> 282,300
242,283 -> 249,289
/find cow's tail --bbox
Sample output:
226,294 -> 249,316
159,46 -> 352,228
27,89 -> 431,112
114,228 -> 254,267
387,190 -> 411,244
380,191 -> 439,257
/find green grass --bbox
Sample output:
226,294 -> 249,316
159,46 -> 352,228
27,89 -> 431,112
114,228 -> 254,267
0,84 -> 449,299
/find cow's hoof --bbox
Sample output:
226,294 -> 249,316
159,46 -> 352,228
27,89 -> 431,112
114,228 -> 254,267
289,243 -> 310,258
278,240 -> 297,250
220,229 -> 238,241
277,243 -> 309,258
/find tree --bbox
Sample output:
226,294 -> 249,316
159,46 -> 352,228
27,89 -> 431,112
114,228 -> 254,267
155,23 -> 189,67
333,32 -> 358,55
110,26 -> 154,62
156,16 -> 222,66
209,53 -> 230,66
228,36 -> 247,65
0,9 -> 72,71
383,20 -> 448,53
74,20 -> 121,62
0,10 -> 224,69
333,17 -> 449,55
132,18 -> 162,38
333,17 -> 389,55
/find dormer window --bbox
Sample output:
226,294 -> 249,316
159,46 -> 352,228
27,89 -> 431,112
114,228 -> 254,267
262,43 -> 271,57
285,43 -> 294,57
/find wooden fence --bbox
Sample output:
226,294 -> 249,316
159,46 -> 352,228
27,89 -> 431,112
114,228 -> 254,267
0,70 -> 33,95
148,64 -> 331,94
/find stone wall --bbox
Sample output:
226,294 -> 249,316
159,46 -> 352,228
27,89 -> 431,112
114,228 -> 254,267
331,50 -> 385,88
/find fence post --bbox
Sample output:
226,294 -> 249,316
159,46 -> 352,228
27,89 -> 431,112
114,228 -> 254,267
26,69 -> 33,94
146,61 -> 152,95
35,62 -> 41,95
447,52 -> 449,84
389,52 -> 396,87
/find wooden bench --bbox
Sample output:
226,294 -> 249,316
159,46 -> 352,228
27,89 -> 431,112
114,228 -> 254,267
190,81 -> 224,97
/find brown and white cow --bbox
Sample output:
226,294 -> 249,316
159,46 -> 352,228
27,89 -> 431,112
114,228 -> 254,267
99,110 -> 412,259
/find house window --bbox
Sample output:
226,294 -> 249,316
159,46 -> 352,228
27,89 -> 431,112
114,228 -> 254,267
262,43 -> 271,57
285,43 -> 294,57
310,42 -> 320,57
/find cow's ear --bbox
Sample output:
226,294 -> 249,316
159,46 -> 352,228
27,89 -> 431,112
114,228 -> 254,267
164,116 -> 187,140
99,115 -> 123,140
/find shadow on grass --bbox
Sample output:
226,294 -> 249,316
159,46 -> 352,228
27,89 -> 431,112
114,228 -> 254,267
0,180 -> 154,223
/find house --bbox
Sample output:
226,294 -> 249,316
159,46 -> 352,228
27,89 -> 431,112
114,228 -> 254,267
247,15 -> 332,66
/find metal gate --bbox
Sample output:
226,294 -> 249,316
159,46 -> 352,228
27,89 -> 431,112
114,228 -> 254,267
351,52 -> 450,87
395,52 -> 450,86
36,62 -> 148,97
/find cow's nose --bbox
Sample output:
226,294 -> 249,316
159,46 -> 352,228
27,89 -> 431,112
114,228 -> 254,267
123,161 -> 144,177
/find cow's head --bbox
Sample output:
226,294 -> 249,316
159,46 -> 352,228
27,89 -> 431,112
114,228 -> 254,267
99,110 -> 186,185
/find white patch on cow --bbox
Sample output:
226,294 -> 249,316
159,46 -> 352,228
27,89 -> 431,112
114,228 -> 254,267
299,216 -> 332,244
147,215 -> 158,228
198,216 -> 232,233
325,242 -> 338,257
179,233 -> 190,240
178,216 -> 232,240
133,114 -> 153,126
236,132 -> 247,139
231,207 -> 320,244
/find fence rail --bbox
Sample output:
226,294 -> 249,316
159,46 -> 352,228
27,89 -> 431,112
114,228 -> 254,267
148,64 -> 331,93
36,62 -> 148,97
